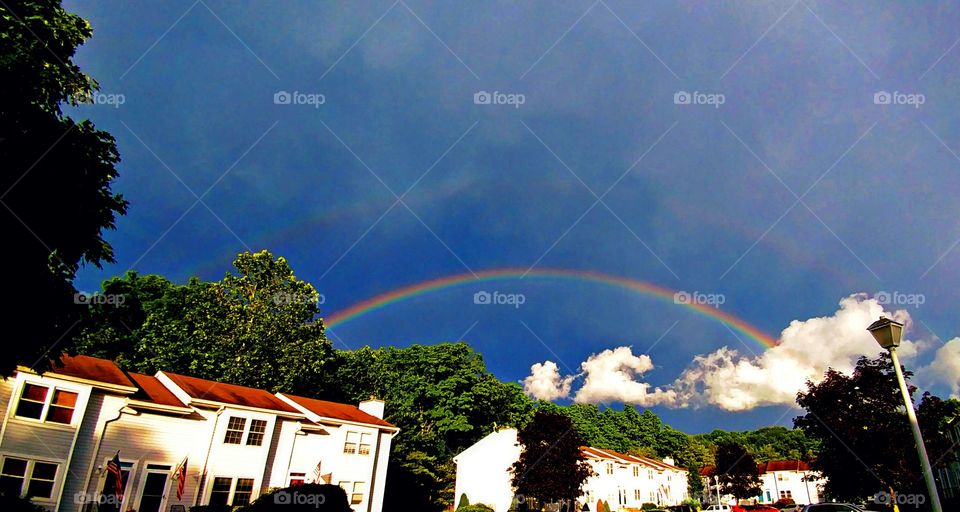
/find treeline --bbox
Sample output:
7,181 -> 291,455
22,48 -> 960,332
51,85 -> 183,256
72,250 -> 816,511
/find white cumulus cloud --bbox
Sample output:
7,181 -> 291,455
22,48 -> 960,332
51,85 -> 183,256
523,361 -> 574,401
573,347 -> 677,406
923,338 -> 960,398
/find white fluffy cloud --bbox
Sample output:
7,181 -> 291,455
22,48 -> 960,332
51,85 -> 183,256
523,361 -> 575,401
573,347 -> 677,406
521,294 -> 935,411
923,338 -> 960,398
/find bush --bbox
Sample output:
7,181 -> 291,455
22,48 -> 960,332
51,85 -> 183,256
773,498 -> 795,507
458,493 -> 471,509
642,504 -> 659,511
458,505 -> 495,512
237,483 -> 351,511
0,492 -> 46,512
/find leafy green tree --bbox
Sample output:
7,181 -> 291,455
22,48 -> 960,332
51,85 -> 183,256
512,410 -> 593,509
795,354 -> 955,503
457,493 -> 470,510
76,251 -> 335,394
2,0 -> 127,376
714,442 -> 762,502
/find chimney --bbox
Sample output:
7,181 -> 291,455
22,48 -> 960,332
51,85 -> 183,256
359,397 -> 385,419
663,456 -> 675,466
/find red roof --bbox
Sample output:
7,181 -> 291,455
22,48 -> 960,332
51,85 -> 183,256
580,446 -> 683,471
281,394 -> 396,429
161,372 -> 301,414
50,354 -> 135,388
128,373 -> 188,408
757,460 -> 812,473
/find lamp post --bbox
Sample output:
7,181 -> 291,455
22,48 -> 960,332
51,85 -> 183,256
866,316 -> 943,512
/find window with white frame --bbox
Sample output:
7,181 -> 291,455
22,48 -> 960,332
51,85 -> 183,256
246,419 -> 267,446
209,477 -> 255,506
648,469 -> 654,479
351,482 -> 366,505
632,466 -> 639,477
0,457 -> 59,500
344,431 -> 359,454
14,383 -> 79,425
605,463 -> 613,475
289,472 -> 306,486
224,417 -> 246,444
358,432 -> 372,455
779,490 -> 792,499
634,489 -> 641,500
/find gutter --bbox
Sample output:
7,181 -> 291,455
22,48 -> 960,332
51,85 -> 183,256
195,405 -> 226,507
79,399 -> 133,510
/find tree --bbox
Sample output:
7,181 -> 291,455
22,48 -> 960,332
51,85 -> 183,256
794,354 -> 956,503
76,251 -> 336,394
457,493 -> 470,510
511,410 -> 593,508
714,442 -> 762,502
1,0 -> 127,376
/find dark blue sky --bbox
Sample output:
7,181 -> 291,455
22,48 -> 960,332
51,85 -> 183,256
68,0 -> 960,433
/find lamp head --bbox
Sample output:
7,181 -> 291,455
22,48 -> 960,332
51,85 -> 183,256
866,316 -> 904,350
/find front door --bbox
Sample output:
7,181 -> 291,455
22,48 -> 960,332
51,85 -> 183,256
139,472 -> 169,512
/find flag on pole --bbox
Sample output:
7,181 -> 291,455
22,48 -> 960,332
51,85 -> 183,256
174,456 -> 188,500
312,460 -> 322,482
106,451 -> 124,504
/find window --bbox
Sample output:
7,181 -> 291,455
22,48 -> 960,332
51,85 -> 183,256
209,477 -> 255,506
233,478 -> 254,506
359,433 -> 372,455
351,482 -> 365,505
14,383 -> 79,425
289,473 -> 306,486
246,419 -> 267,446
344,431 -> 359,454
667,474 -> 671,481
648,469 -> 654,480
0,457 -> 60,500
632,466 -> 639,477
634,489 -> 641,500
779,490 -> 793,499
224,417 -> 246,444
777,473 -> 784,481
605,463 -> 613,475
649,491 -> 656,503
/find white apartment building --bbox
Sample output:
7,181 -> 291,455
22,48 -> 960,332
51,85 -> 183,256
0,355 -> 398,512
454,429 -> 688,512
701,460 -> 825,507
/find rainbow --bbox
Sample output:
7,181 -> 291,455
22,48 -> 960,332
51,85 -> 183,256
324,268 -> 778,349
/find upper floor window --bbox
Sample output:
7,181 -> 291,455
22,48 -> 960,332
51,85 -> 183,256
246,420 -> 267,446
224,417 -> 246,444
648,469 -> 654,479
632,466 -> 639,477
358,433 -> 372,455
15,383 -> 78,425
605,463 -> 613,475
344,432 -> 359,454
0,457 -> 59,500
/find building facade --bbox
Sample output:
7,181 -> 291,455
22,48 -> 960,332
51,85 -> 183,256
453,429 -> 688,512
0,355 -> 398,512
701,460 -> 824,507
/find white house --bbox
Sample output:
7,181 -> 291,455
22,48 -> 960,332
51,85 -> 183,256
701,460 -> 825,507
453,429 -> 688,512
0,354 -> 398,512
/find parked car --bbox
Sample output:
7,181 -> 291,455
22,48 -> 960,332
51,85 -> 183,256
703,505 -> 732,512
800,504 -> 879,512
743,506 -> 780,512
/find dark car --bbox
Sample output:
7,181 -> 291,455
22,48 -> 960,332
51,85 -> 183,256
800,504 -> 879,512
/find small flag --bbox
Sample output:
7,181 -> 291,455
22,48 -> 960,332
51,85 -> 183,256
312,460 -> 322,482
106,451 -> 124,504
175,456 -> 188,500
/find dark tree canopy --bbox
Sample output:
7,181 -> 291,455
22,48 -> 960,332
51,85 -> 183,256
2,0 -> 127,376
794,354 -> 956,503
511,410 -> 594,507
714,442 -> 762,501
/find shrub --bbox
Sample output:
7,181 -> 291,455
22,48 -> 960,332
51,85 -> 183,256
459,505 -> 495,512
641,504 -> 659,511
458,493 -> 471,510
0,492 -> 46,512
773,498 -> 795,507
237,483 -> 351,511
